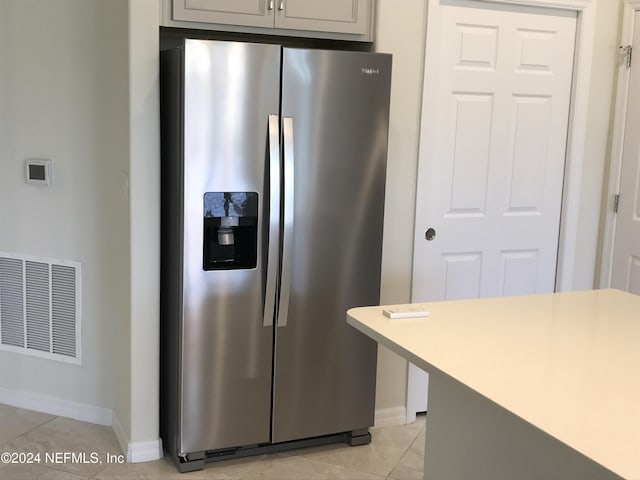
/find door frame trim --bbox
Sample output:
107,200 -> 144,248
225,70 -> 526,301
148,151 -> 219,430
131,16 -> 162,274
599,0 -> 640,288
407,0 -> 596,421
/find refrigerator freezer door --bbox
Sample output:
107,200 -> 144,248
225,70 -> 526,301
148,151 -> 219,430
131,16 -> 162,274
272,49 -> 392,443
180,40 -> 280,453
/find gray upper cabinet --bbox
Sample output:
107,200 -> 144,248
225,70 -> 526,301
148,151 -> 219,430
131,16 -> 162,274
165,0 -> 375,42
172,0 -> 274,28
275,0 -> 370,35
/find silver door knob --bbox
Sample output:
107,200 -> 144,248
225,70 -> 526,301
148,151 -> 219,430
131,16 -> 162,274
425,228 -> 436,241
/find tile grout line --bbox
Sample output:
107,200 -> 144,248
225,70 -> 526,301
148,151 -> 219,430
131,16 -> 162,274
380,416 -> 426,480
390,427 -> 424,479
3,413 -> 117,480
1,413 -> 92,480
1,413 -> 60,449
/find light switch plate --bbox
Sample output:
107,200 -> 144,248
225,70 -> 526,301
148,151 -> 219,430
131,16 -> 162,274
25,159 -> 51,186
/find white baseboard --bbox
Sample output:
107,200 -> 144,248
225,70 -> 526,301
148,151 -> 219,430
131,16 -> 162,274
128,439 -> 164,463
0,386 -> 112,426
112,412 -> 163,463
0,387 -> 163,463
374,406 -> 407,427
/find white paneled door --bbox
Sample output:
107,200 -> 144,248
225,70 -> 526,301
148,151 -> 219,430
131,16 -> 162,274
612,11 -> 640,296
408,0 -> 577,418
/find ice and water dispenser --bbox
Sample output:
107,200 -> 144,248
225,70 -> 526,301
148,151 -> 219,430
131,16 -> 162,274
203,192 -> 258,270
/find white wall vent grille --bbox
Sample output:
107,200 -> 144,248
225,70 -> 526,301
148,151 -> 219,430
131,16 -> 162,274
0,252 -> 81,364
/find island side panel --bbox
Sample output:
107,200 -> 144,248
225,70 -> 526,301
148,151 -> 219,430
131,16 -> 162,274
424,369 -> 623,480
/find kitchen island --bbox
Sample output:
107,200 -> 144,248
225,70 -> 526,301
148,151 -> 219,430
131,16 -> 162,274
347,289 -> 640,480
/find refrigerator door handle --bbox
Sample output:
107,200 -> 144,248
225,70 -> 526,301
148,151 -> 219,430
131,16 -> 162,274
263,114 -> 281,327
277,116 -> 295,327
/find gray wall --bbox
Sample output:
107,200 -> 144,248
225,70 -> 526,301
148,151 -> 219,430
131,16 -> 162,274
0,0 -> 130,422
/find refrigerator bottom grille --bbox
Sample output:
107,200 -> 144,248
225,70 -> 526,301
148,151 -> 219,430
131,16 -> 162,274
174,430 -> 371,473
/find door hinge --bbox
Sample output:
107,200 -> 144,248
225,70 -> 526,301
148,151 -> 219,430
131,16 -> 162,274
614,193 -> 620,213
621,45 -> 633,69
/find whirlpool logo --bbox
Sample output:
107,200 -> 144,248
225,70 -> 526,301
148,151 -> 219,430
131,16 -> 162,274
361,67 -> 380,75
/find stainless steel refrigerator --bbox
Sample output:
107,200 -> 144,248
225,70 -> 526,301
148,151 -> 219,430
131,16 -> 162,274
160,39 -> 392,472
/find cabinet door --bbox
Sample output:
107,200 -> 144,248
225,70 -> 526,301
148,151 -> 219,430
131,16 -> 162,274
275,0 -> 372,35
173,0 -> 274,28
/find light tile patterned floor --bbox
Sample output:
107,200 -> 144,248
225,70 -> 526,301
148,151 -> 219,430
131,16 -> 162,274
0,404 -> 425,480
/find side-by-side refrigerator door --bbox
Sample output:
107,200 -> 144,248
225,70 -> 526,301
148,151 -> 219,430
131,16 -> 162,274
272,49 -> 392,443
179,39 -> 281,454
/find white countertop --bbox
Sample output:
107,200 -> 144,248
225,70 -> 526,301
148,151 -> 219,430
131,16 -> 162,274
347,289 -> 640,479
